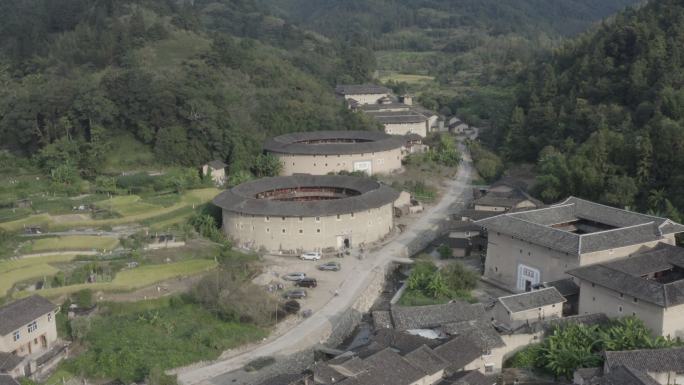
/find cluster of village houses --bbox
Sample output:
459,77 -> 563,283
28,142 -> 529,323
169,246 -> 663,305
2,86 -> 684,385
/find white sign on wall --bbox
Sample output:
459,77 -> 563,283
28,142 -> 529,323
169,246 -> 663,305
353,160 -> 372,175
517,264 -> 541,291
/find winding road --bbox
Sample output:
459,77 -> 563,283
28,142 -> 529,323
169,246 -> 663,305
175,142 -> 475,385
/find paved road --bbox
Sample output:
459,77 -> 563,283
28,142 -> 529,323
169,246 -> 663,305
176,143 -> 474,385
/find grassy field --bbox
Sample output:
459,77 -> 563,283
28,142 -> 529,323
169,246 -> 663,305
379,72 -> 435,84
22,236 -> 119,253
0,254 -> 80,296
65,298 -> 266,383
19,259 -> 217,298
0,188 -> 219,232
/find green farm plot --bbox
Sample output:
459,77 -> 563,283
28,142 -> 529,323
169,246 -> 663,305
20,259 -> 218,298
23,236 -> 120,253
96,195 -> 161,216
379,72 -> 436,84
0,188 -> 219,232
0,254 -> 80,296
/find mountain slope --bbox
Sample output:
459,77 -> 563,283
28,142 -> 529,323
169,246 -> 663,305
0,0 -> 377,176
501,0 -> 684,217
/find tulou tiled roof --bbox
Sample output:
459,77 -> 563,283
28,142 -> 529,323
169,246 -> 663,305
212,175 -> 400,217
335,84 -> 391,95
498,287 -> 566,313
567,243 -> 684,307
403,345 -> 450,375
263,130 -> 405,156
336,348 -> 427,385
390,301 -> 485,331
604,347 -> 684,373
476,197 -> 684,256
0,295 -> 56,335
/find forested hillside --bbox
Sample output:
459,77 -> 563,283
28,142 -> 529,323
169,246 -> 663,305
0,0 -> 377,176
264,0 -> 641,46
260,0 -> 641,131
500,0 -> 684,218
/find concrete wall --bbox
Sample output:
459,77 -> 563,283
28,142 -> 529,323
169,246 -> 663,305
484,232 -> 579,292
223,203 -> 394,252
484,231 -> 676,292
343,93 -> 388,105
384,122 -> 427,137
271,147 -> 403,176
576,279 -> 666,335
493,301 -> 562,329
0,311 -> 58,357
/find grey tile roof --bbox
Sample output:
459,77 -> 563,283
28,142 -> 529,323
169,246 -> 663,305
206,160 -> 227,170
567,243 -> 684,307
574,367 -> 602,382
263,130 -> 406,156
390,301 -> 485,331
438,370 -> 494,385
358,103 -> 411,112
545,278 -> 580,297
0,375 -> 19,385
212,175 -> 400,217
0,352 -> 23,372
370,329 -> 440,354
0,295 -> 56,335
434,335 -> 484,370
338,348 -> 425,385
473,187 -> 541,209
498,287 -> 566,313
365,110 -> 428,124
476,197 -> 684,256
403,345 -> 449,375
600,366 -> 660,385
335,84 -> 391,95
604,347 -> 684,373
439,321 -> 505,350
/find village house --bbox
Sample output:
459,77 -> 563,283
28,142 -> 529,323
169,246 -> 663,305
385,301 -> 486,332
200,160 -> 227,186
364,110 -> 429,137
603,347 -> 684,385
476,196 -> 684,292
472,181 -> 542,213
492,287 -> 566,330
0,296 -> 61,378
568,243 -> 684,339
335,84 -> 391,105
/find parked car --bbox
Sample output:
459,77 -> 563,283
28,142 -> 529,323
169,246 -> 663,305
283,272 -> 306,281
300,251 -> 322,261
318,261 -> 341,271
283,289 -> 307,299
296,278 -> 318,288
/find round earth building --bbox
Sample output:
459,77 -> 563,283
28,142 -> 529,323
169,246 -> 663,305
212,175 -> 400,252
263,130 -> 405,176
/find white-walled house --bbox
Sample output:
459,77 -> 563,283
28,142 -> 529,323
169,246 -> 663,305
476,197 -> 684,292
493,287 -> 565,329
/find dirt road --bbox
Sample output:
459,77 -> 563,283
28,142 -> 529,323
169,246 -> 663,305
175,143 -> 474,385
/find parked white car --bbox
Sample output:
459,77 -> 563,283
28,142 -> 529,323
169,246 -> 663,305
283,272 -> 307,281
300,251 -> 322,261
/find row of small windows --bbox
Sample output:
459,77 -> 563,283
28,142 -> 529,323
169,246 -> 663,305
12,315 -> 49,342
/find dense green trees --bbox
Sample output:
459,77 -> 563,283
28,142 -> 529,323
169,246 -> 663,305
510,318 -> 680,379
496,0 -> 684,216
0,0 -> 377,184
